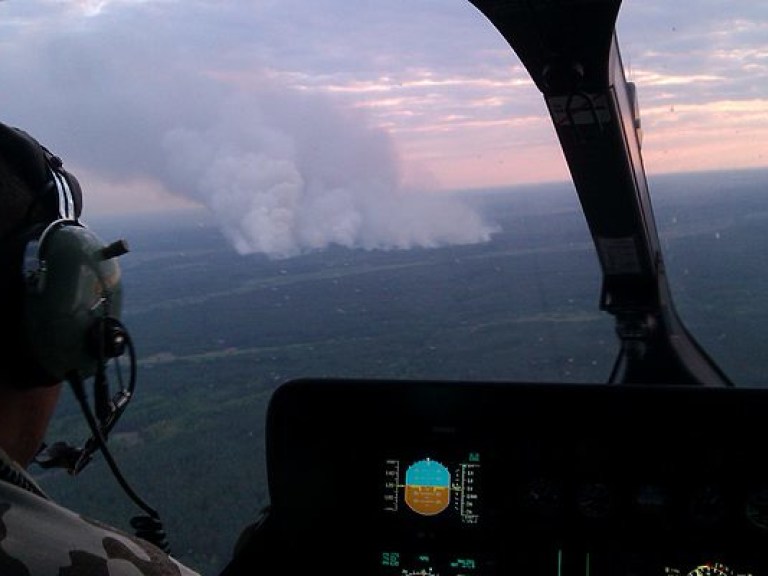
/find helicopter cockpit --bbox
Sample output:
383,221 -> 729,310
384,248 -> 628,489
219,1 -> 767,575
1,0 -> 764,575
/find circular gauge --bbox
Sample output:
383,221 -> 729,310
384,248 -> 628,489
522,477 -> 563,517
745,487 -> 768,530
686,563 -> 732,576
689,485 -> 726,527
576,482 -> 613,519
634,484 -> 667,517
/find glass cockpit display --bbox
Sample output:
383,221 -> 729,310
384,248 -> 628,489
379,452 -> 485,574
267,381 -> 768,576
382,452 -> 481,526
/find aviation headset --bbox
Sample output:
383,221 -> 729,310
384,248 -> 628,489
0,122 -> 129,388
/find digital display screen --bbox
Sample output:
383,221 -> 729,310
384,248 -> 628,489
382,451 -> 481,526
266,380 -> 768,576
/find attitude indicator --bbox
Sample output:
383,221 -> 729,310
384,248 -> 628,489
383,452 -> 480,525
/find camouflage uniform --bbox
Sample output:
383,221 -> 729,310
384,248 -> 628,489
0,449 -> 200,576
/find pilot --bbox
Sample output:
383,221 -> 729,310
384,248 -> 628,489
0,122 -> 200,576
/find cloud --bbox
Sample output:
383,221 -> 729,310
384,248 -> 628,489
639,98 -> 768,172
0,0 -> 498,256
160,86 -> 497,257
0,0 -> 764,200
631,71 -> 725,87
615,1 -> 767,174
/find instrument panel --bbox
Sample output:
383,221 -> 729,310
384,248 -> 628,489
264,380 -> 768,575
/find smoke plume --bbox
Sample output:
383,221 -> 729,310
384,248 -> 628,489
162,83 -> 496,258
0,3 -> 497,258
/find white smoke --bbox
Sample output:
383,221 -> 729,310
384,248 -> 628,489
162,83 -> 497,258
0,2 -> 498,258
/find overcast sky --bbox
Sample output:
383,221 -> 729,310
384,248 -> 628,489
0,0 -> 766,245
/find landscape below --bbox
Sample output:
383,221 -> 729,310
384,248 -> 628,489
36,168 -> 768,574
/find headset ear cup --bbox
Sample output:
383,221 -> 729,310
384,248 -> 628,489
24,222 -> 124,381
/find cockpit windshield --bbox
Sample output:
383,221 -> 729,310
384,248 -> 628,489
615,4 -> 768,384
0,1 -> 765,573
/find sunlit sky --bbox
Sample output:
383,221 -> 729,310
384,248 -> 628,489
0,0 -> 766,214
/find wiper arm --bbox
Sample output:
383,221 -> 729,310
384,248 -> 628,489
469,0 -> 732,386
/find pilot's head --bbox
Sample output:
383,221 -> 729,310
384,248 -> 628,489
0,122 -> 83,390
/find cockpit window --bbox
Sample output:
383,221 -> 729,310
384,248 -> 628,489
1,0 -> 764,573
616,3 -> 768,384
